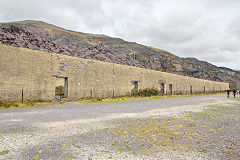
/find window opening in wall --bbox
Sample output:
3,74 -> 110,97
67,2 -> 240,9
161,83 -> 165,95
64,77 -> 68,98
169,84 -> 173,95
190,86 -> 193,94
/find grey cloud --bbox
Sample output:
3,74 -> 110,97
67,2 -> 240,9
229,15 -> 240,39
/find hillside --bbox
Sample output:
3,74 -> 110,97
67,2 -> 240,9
0,20 -> 239,88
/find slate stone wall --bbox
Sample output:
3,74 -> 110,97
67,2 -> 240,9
0,44 -> 229,101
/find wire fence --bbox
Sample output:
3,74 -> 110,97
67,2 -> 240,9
0,89 -> 132,101
0,89 -> 54,102
0,88 -> 227,102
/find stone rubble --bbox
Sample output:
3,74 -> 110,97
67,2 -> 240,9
0,25 -> 144,68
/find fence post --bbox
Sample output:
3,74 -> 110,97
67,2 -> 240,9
113,90 -> 115,98
21,89 -> 24,103
90,90 -> 92,99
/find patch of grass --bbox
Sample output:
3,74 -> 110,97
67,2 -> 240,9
0,99 -> 64,110
0,100 -> 35,109
0,150 -> 9,156
195,111 -> 214,119
61,144 -> 69,149
33,155 -> 39,160
105,118 -> 189,152
0,100 -> 20,108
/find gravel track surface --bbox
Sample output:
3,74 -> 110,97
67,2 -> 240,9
0,94 -> 239,160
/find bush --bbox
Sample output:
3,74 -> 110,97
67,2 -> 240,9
23,100 -> 35,106
0,100 -> 19,108
138,88 -> 160,97
55,86 -> 64,96
0,100 -> 39,108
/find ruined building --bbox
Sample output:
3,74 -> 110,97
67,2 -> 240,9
0,43 -> 229,101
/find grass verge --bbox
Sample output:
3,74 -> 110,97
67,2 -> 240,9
79,92 -> 225,104
0,92 -> 225,109
0,100 -> 64,110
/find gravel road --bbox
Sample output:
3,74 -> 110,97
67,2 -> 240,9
0,94 -> 239,159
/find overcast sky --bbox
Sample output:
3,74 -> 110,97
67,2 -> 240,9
0,0 -> 240,69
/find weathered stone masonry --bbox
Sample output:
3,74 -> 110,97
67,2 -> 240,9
0,43 -> 229,101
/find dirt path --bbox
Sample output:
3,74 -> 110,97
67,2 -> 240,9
0,94 -> 239,159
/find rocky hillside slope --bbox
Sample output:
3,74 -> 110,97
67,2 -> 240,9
0,20 -> 239,88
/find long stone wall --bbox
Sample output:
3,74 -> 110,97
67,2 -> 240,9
0,43 -> 229,101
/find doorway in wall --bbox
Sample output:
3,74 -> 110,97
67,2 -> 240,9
55,77 -> 68,98
160,83 -> 165,95
169,84 -> 172,95
131,80 -> 139,96
190,86 -> 193,94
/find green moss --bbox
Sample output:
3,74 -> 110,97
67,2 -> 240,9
61,144 -> 69,149
33,155 -> 39,160
0,150 -> 9,156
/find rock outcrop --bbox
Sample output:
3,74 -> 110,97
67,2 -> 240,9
0,24 -> 144,68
